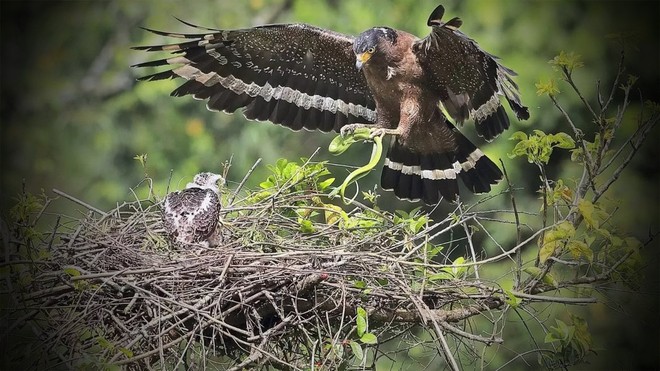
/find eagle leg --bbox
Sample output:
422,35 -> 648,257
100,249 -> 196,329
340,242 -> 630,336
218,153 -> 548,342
340,123 -> 401,138
368,127 -> 402,138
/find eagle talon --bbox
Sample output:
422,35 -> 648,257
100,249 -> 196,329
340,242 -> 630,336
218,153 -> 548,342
340,124 -> 366,137
339,124 -> 399,139
369,128 -> 399,138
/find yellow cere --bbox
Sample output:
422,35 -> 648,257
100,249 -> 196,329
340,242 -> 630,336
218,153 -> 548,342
357,52 -> 373,63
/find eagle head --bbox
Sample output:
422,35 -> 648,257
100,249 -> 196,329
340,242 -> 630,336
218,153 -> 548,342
187,172 -> 225,193
353,27 -> 398,70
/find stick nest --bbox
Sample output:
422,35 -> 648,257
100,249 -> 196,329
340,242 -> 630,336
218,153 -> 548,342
4,164 -> 504,370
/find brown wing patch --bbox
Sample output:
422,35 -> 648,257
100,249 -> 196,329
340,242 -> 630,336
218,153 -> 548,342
413,6 -> 529,140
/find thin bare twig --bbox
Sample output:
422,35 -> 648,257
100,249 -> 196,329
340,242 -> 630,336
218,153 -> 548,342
228,157 -> 262,206
53,188 -> 108,216
500,160 -> 523,289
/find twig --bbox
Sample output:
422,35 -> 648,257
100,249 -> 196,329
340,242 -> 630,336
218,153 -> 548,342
549,96 -> 597,193
500,160 -> 523,289
226,315 -> 296,371
53,188 -> 107,216
69,266 -> 186,281
564,68 -> 598,119
509,290 -> 597,305
592,114 -> 658,203
561,246 -> 637,286
228,157 -> 262,206
462,215 -> 480,280
434,321 -> 460,371
440,321 -> 503,345
600,51 -> 625,112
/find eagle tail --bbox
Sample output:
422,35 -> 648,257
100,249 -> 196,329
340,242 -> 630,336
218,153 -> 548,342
380,134 -> 502,204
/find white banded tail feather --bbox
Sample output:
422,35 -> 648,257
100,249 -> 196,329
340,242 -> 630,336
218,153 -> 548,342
381,131 -> 501,204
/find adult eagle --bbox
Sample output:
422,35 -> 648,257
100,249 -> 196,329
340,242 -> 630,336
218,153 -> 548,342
135,5 -> 529,204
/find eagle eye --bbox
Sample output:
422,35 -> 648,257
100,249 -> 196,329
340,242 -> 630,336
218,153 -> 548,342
367,46 -> 376,54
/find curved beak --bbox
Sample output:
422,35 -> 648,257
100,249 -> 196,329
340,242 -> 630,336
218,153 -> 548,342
355,52 -> 372,70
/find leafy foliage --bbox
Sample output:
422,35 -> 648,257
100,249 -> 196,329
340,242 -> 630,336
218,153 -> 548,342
509,129 -> 575,164
535,78 -> 560,96
543,314 -> 593,367
549,50 -> 585,75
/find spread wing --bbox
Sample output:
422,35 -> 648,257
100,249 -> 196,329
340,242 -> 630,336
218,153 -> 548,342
163,188 -> 220,244
413,5 -> 529,140
133,22 -> 377,132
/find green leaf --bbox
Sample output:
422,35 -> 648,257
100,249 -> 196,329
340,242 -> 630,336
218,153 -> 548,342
551,132 -> 576,149
523,266 -> 544,279
546,319 -> 572,345
118,347 -> 134,358
318,177 -> 335,190
353,280 -> 367,289
360,332 -> 377,344
556,221 -> 576,237
570,147 -> 584,162
376,278 -> 389,286
409,216 -> 428,233
548,51 -> 584,73
428,271 -> 454,281
133,153 -> 147,168
299,219 -> 315,233
508,141 -> 530,160
595,227 -> 612,241
425,243 -> 443,259
545,179 -> 573,207
10,192 -> 45,223
258,179 -> 274,189
356,307 -> 368,337
541,272 -> 559,288
509,131 -> 528,141
567,240 -> 593,262
535,78 -> 560,96
503,289 -> 522,308
323,203 -> 347,225
578,199 -> 597,229
64,267 -> 81,277
361,190 -> 379,204
509,129 -> 576,164
437,256 -> 468,279
349,340 -> 364,361
79,329 -> 93,341
544,331 -> 560,344
96,336 -> 114,350
538,221 -> 575,263
569,313 -> 593,355
539,239 -> 561,264
557,319 -> 575,343
578,199 -> 608,229
624,237 -> 642,250
450,256 -> 467,277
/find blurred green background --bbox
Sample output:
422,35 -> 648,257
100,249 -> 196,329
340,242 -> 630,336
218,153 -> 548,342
1,0 -> 658,369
